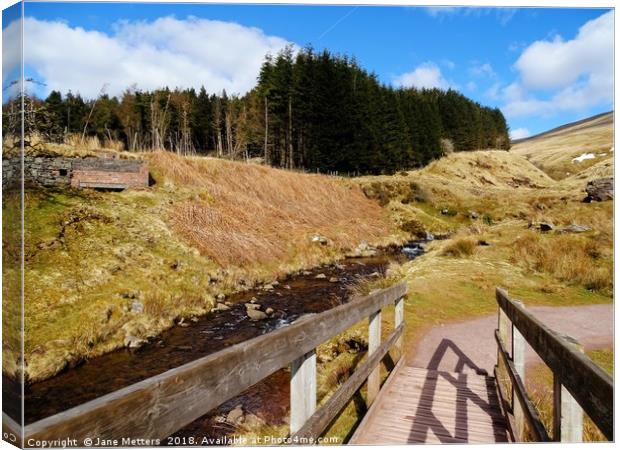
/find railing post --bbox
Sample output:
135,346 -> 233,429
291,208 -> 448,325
290,349 -> 317,434
511,300 -> 526,441
497,306 -> 509,366
394,296 -> 405,359
553,335 -> 584,442
367,309 -> 382,405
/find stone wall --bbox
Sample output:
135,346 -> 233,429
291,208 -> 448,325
2,155 -> 149,190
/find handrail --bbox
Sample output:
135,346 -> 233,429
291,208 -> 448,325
495,288 -> 613,442
24,282 -> 407,445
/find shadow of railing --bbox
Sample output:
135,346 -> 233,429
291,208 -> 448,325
407,339 -> 507,443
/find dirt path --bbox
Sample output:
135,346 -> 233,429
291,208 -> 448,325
408,304 -> 614,375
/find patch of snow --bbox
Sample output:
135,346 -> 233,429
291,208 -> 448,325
610,146 -> 614,153
572,153 -> 596,163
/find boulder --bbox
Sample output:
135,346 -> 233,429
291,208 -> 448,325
130,300 -> 144,313
468,211 -> 479,219
559,224 -> 592,234
245,303 -> 261,310
212,302 -> 230,312
124,334 -> 146,349
247,308 -> 268,321
584,177 -> 613,202
311,234 -> 329,246
227,405 -> 245,424
315,273 -> 327,279
329,277 -> 339,283
528,221 -> 554,232
350,240 -> 378,257
265,307 -> 275,315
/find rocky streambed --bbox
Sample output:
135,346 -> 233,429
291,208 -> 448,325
21,240 -> 430,441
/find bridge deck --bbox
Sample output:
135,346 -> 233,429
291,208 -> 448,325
351,366 -> 510,444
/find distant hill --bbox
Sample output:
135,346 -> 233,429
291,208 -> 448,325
511,111 -> 613,180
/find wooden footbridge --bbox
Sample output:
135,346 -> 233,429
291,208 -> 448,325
7,285 -> 613,446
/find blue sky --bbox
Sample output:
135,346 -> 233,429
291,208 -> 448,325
3,2 -> 614,138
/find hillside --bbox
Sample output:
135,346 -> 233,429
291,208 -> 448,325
6,151 -> 402,382
511,112 -> 614,180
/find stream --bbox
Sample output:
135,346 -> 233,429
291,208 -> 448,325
17,240 -> 429,441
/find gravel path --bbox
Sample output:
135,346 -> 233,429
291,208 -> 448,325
408,304 -> 614,375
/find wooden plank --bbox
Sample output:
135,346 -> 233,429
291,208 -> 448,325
511,300 -> 526,441
379,400 -> 506,420
394,296 -> 404,358
493,366 -> 516,442
348,357 -> 405,444
496,288 -> 612,440
2,412 -> 22,448
367,310 -> 381,405
24,283 -> 407,444
553,335 -> 584,442
292,324 -> 403,440
384,415 -> 508,439
366,419 -> 505,444
290,350 -> 316,434
352,367 -> 510,445
495,330 -> 550,442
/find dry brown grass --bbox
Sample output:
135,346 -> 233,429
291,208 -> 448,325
150,151 -> 396,267
510,231 -> 612,293
441,237 -> 477,258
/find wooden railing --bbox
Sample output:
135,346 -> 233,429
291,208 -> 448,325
494,288 -> 613,442
22,283 -> 407,445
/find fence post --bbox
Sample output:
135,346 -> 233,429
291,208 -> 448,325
394,296 -> 405,359
367,310 -> 382,405
553,335 -> 584,442
497,305 -> 510,371
290,349 -> 317,434
511,301 -> 526,441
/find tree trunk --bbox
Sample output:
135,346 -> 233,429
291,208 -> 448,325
263,96 -> 269,164
288,96 -> 293,169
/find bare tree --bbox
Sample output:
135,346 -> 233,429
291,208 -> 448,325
81,84 -> 108,145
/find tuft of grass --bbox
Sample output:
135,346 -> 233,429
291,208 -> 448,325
510,231 -> 612,293
441,237 -> 477,257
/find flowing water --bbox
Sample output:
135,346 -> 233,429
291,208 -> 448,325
17,241 -> 429,441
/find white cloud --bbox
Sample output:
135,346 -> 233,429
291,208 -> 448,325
425,7 -> 459,18
19,16 -> 294,98
466,81 -> 477,92
509,127 -> 530,140
3,17 -> 22,100
441,59 -> 455,70
469,62 -> 496,78
515,11 -> 613,91
502,10 -> 613,118
393,62 -> 452,90
426,7 -> 517,26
